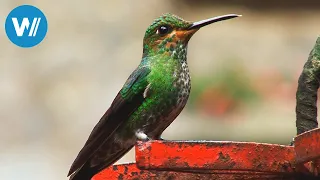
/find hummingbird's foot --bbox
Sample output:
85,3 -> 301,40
135,131 -> 151,141
289,137 -> 295,146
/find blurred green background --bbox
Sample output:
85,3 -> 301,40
1,0 -> 319,179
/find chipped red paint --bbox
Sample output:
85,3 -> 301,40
92,163 -> 145,180
94,134 -> 320,180
294,127 -> 320,164
93,163 -> 295,180
136,141 -> 295,173
294,127 -> 320,176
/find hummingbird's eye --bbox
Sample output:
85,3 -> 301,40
156,25 -> 171,35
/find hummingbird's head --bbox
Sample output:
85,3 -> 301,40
142,13 -> 240,58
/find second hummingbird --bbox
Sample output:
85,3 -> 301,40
68,13 -> 240,180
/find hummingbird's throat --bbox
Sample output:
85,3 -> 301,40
156,29 -> 195,60
164,38 -> 188,62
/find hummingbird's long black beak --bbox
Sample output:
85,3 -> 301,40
188,14 -> 241,30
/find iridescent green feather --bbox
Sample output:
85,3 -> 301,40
145,13 -> 191,37
120,66 -> 150,100
143,13 -> 192,56
124,54 -> 180,129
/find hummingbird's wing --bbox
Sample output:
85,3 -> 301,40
68,66 -> 151,177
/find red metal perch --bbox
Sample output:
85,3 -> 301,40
93,128 -> 320,180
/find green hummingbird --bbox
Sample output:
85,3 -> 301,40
68,13 -> 240,180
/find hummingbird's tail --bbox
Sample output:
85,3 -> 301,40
69,146 -> 133,180
68,164 -> 93,180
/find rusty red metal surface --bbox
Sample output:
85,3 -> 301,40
93,134 -> 320,180
294,127 -> 320,176
93,163 -> 295,180
135,141 -> 295,173
294,127 -> 320,164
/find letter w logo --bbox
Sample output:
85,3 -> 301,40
11,17 -> 41,37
